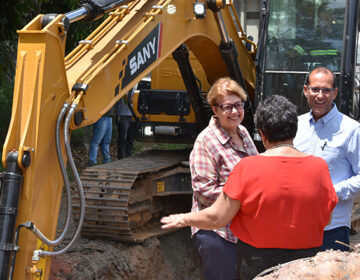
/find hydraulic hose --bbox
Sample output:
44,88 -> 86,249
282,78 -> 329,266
53,103 -> 72,245
28,97 -> 85,259
29,103 -> 73,248
24,103 -> 73,248
8,223 -> 28,280
34,103 -> 85,258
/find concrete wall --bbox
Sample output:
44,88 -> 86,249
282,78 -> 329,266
234,0 -> 260,44
245,0 -> 260,44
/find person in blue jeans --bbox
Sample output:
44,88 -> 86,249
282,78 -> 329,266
88,109 -> 113,166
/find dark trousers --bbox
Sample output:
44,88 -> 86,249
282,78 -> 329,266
320,226 -> 350,252
194,230 -> 237,280
237,240 -> 320,280
117,116 -> 134,159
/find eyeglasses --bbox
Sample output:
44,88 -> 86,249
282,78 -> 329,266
215,101 -> 246,113
307,86 -> 335,94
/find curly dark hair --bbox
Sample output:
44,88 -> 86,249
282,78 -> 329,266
255,95 -> 298,142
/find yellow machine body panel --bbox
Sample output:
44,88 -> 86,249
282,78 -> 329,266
151,53 -> 211,91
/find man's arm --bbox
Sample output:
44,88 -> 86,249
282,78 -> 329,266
336,127 -> 360,200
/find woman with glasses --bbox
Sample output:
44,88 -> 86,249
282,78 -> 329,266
162,95 -> 337,280
186,77 -> 258,280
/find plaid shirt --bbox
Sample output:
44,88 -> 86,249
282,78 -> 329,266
190,117 -> 258,243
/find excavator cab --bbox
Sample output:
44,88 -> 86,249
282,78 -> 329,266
256,0 -> 359,119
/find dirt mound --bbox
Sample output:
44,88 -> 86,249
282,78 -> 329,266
51,195 -> 202,279
255,250 -> 360,279
50,228 -> 202,280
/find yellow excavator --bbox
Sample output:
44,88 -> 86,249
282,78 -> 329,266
2,0 -> 360,279
0,0 -> 256,279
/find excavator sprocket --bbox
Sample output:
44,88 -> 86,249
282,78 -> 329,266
72,149 -> 193,243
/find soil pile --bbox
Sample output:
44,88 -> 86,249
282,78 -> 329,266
50,195 -> 203,279
255,250 -> 360,279
50,228 -> 203,280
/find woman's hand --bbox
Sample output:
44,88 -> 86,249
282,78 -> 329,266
161,192 -> 240,230
161,213 -> 188,229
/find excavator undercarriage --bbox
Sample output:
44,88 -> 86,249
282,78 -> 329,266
74,149 -> 192,242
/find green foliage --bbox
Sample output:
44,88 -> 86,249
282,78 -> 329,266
0,41 -> 16,85
0,82 -> 13,171
0,42 -> 16,170
0,84 -> 13,142
0,0 -> 103,168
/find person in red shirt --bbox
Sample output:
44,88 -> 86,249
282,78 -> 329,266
161,95 -> 338,280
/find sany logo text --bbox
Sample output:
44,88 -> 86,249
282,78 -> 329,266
129,37 -> 156,75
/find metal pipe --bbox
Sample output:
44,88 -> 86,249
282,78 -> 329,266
264,70 -> 342,75
64,0 -> 135,23
212,11 -> 230,43
154,126 -> 181,136
64,7 -> 89,23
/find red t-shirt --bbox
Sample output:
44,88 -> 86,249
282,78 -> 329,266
223,155 -> 338,249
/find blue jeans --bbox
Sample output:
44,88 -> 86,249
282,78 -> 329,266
320,226 -> 350,252
89,116 -> 112,165
194,230 -> 237,280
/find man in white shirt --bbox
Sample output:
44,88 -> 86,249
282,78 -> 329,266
294,66 -> 360,251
